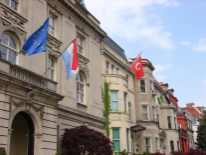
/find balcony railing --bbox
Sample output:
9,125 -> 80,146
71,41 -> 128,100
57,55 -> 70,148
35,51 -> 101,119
178,128 -> 187,135
0,58 -> 57,92
105,69 -> 126,78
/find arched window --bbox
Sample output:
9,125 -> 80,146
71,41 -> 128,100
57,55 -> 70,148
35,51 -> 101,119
0,33 -> 17,63
76,73 -> 84,103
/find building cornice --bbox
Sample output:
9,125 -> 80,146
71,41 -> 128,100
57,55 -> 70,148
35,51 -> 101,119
57,0 -> 106,38
101,49 -> 133,75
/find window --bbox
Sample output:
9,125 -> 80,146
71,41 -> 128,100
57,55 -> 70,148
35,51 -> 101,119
156,137 -> 158,148
178,123 -> 181,129
106,61 -> 109,74
111,65 -> 114,74
5,0 -> 18,11
140,79 -> 146,93
0,33 -> 17,63
124,93 -> 127,112
112,129 -> 120,151
150,80 -> 153,94
145,138 -> 151,151
167,116 -> 171,129
49,15 -> 55,35
126,129 -> 130,151
152,106 -> 155,120
47,55 -> 55,80
170,141 -> 174,152
126,75 -> 129,88
142,106 -> 149,120
131,135 -> 134,154
77,36 -> 84,54
177,141 -> 180,151
128,102 -> 131,120
76,73 -> 84,103
111,91 -> 118,110
116,68 -> 119,75
174,117 -> 177,129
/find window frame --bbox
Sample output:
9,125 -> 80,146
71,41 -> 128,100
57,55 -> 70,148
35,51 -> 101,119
152,106 -> 156,120
49,15 -> 56,36
167,116 -> 172,129
140,79 -> 146,93
76,73 -> 85,104
76,35 -> 84,54
106,61 -> 109,74
174,117 -> 177,129
124,92 -> 127,112
155,137 -> 158,148
112,128 -> 121,152
142,105 -> 149,121
5,0 -> 18,11
128,102 -> 131,120
110,90 -> 118,111
170,140 -> 174,152
126,129 -> 130,152
145,137 -> 151,151
47,55 -> 55,80
0,33 -> 18,64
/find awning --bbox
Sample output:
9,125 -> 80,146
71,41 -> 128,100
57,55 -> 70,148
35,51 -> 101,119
130,125 -> 146,132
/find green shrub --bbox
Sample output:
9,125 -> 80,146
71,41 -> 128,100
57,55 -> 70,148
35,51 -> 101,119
142,150 -> 152,155
1,150 -> 6,155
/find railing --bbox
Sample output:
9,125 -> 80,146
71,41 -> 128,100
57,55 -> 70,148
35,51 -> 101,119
178,128 -> 187,135
105,69 -> 126,78
0,58 -> 57,92
160,102 -> 176,108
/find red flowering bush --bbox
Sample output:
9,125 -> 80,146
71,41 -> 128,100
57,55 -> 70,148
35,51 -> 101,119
187,149 -> 205,155
152,152 -> 166,155
62,125 -> 113,155
171,151 -> 186,155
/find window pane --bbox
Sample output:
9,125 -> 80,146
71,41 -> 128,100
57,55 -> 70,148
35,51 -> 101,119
143,113 -> 148,120
142,106 -> 147,113
167,116 -> 171,122
111,101 -> 118,110
111,91 -> 117,100
11,0 -> 18,10
145,138 -> 150,145
113,129 -> 119,139
9,37 -> 16,49
141,86 -> 146,93
113,140 -> 120,151
1,34 -> 9,45
140,79 -> 145,85
47,69 -> 52,79
49,17 -> 54,27
0,45 -> 7,60
5,0 -> 9,5
49,26 -> 54,35
8,50 -> 16,63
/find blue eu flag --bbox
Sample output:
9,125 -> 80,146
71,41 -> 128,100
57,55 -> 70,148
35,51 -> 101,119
23,17 -> 49,55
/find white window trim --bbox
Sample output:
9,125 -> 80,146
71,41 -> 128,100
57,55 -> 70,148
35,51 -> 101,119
76,73 -> 85,104
5,0 -> 19,11
112,128 -> 121,152
76,35 -> 85,54
110,90 -> 118,111
142,105 -> 149,121
156,137 -> 159,148
126,129 -> 130,152
145,137 -> 152,152
47,55 -> 56,80
140,78 -> 147,94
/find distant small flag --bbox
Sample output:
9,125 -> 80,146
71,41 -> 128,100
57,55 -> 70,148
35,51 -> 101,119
158,94 -> 163,104
164,94 -> 170,104
130,56 -> 144,81
62,38 -> 79,79
23,17 -> 49,55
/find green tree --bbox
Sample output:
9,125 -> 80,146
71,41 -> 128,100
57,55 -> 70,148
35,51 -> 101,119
196,110 -> 206,151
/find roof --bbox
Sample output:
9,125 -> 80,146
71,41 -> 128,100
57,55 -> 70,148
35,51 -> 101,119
103,36 -> 127,60
182,106 -> 201,118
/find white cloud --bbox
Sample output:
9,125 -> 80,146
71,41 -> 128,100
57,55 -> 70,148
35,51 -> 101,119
154,64 -> 172,74
193,38 -> 206,52
85,0 -> 178,49
181,41 -> 190,46
155,75 -> 166,82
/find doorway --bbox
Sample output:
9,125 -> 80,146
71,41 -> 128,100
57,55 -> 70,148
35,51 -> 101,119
10,112 -> 34,155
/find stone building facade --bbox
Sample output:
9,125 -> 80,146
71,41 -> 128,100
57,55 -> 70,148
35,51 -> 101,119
101,36 -> 136,154
0,0 -> 107,154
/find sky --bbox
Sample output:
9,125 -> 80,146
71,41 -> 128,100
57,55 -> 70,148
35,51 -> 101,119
85,0 -> 206,107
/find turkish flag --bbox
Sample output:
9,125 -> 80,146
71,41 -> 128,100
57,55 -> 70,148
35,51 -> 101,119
130,56 -> 144,81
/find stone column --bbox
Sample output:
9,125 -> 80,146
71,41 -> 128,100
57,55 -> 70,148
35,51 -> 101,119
34,134 -> 43,155
7,129 -> 13,155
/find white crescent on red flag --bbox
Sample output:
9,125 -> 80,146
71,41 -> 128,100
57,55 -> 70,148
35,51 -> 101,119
130,56 -> 144,81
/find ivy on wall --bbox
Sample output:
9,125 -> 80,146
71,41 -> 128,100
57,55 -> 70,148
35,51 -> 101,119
102,81 -> 111,138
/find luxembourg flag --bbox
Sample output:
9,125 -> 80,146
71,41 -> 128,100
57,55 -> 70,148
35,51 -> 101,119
62,38 -> 79,79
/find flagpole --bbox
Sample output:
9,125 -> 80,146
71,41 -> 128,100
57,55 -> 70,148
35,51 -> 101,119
9,11 -> 56,64
42,37 -> 77,77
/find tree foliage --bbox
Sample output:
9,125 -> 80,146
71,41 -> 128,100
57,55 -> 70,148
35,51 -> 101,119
196,110 -> 206,151
62,125 -> 113,155
0,150 -> 6,155
171,149 -> 205,155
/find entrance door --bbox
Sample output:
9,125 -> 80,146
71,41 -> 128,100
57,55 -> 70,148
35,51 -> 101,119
10,112 -> 34,155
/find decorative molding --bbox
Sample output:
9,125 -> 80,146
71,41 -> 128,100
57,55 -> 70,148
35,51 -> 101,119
47,34 -> 62,58
0,82 -> 6,90
77,102 -> 87,113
